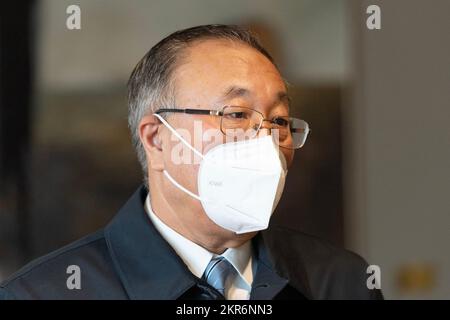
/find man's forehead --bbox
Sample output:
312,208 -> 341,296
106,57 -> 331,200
182,39 -> 278,75
174,40 -> 286,100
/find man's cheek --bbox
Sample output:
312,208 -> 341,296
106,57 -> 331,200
201,127 -> 225,155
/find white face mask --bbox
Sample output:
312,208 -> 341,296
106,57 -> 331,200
154,113 -> 288,234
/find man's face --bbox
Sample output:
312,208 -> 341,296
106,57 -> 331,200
151,39 -> 294,247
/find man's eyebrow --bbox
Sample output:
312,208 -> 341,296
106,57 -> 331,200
278,91 -> 291,105
220,85 -> 251,101
219,85 -> 291,106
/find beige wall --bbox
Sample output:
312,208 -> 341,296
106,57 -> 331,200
345,0 -> 450,299
36,0 -> 350,91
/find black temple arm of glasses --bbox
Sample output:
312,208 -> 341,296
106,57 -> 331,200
155,108 -> 213,115
291,128 -> 311,133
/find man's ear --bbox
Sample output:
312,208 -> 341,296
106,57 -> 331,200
139,114 -> 165,172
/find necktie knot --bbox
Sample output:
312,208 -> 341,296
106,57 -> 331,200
202,256 -> 237,297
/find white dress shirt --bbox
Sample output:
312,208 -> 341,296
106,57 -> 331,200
144,195 -> 255,300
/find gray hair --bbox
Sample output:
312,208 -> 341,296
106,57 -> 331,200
127,24 -> 276,188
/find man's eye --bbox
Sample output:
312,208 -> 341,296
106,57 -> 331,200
272,117 -> 289,127
226,112 -> 247,119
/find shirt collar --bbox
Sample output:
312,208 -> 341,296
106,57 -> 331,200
220,241 -> 253,287
144,194 -> 212,279
145,194 -> 253,287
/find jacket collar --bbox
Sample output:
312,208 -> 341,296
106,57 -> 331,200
252,231 -> 311,299
104,185 -> 311,300
104,185 -> 196,299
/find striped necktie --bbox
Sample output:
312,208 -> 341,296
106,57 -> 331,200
202,256 -> 237,297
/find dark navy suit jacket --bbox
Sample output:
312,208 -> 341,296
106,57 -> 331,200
0,185 -> 382,300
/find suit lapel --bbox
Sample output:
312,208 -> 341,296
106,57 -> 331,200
104,185 -> 197,299
250,232 -> 311,299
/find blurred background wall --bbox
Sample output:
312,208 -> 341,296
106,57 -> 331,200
0,0 -> 448,299
345,0 -> 450,299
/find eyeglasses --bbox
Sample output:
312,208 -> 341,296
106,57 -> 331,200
155,106 -> 310,149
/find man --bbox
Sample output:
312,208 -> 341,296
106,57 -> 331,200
0,25 -> 382,300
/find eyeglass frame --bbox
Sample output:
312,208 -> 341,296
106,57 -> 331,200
154,106 -> 311,149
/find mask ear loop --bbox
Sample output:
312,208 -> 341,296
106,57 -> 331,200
162,170 -> 202,201
153,113 -> 204,201
153,113 -> 204,159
